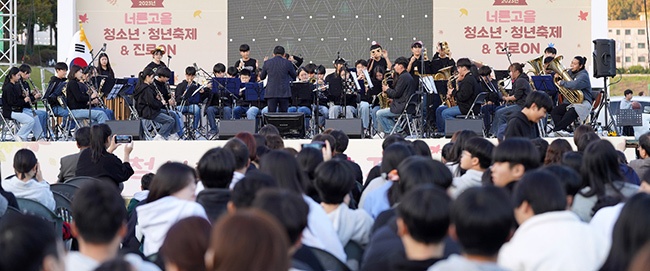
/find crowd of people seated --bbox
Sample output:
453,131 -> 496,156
3,125 -> 650,271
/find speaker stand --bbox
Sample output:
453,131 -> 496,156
592,77 -> 617,134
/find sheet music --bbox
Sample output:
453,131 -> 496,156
421,76 -> 436,94
363,69 -> 374,88
350,72 -> 362,90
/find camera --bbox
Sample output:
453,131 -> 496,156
115,135 -> 133,144
301,141 -> 325,150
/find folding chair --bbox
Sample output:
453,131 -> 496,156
0,98 -> 20,141
52,191 -> 73,223
15,198 -> 64,236
64,176 -> 103,188
456,92 -> 488,119
50,183 -> 79,202
309,246 -> 351,271
122,94 -> 160,140
390,91 -> 424,138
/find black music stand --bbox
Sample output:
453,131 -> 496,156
531,75 -> 556,94
290,82 -> 313,107
106,78 -> 127,100
214,78 -> 242,99
617,109 -> 642,137
244,82 -> 265,107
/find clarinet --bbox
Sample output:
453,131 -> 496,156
20,80 -> 37,116
153,83 -> 171,114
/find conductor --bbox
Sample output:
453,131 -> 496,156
260,46 -> 297,112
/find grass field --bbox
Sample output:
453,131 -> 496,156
0,66 -> 55,91
609,74 -> 650,97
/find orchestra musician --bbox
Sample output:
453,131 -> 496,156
83,68 -> 116,121
434,58 -> 481,136
153,67 -> 183,138
356,59 -> 379,136
477,65 -> 501,135
327,62 -> 357,119
367,41 -> 391,74
2,67 -> 43,141
313,65 -> 330,128
205,63 -> 234,138
490,63 -> 531,138
134,68 -> 179,140
44,62 -> 70,121
175,66 -> 204,130
407,41 -> 430,75
234,44 -> 259,80
65,65 -> 110,125
233,69 -> 263,120
260,46 -> 297,113
430,41 -> 455,74
549,56 -> 593,137
96,53 -> 115,79
290,67 -> 315,131
144,46 -> 167,73
376,57 -> 416,135
18,64 -> 47,138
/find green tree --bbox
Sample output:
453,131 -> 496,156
609,0 -> 644,20
17,0 -> 54,55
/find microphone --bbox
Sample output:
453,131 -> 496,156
501,47 -> 508,52
168,55 -> 172,59
193,63 -> 198,69
101,43 -> 106,51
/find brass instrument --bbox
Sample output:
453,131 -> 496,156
382,70 -> 395,88
497,76 -> 513,105
434,66 -> 453,81
445,74 -> 458,107
377,70 -> 394,109
57,83 -> 68,107
96,78 -> 107,109
377,92 -> 390,109
308,77 -> 317,84
526,55 -> 545,76
440,41 -> 450,56
423,47 -> 429,61
547,55 -> 584,104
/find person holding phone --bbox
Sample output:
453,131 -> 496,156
76,124 -> 134,187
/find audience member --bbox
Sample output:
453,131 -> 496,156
67,181 -> 159,271
160,217 -> 211,271
530,137 -> 549,164
542,165 -> 582,207
0,214 -> 66,271
503,91 -> 553,139
127,173 -> 153,218
205,210 -> 290,271
630,132 -> 650,180
490,138 -> 540,193
543,138 -> 572,165
265,134 -> 285,149
560,151 -> 583,173
572,124 -> 594,146
575,131 -> 599,153
58,126 -> 91,182
618,150 -> 641,185
449,137 -> 494,198
196,147 -> 236,222
297,146 -> 324,202
136,162 -> 207,257
411,140 -> 432,157
234,132 -> 258,170
498,170 -> 607,270
76,124 -> 134,187
429,186 -> 513,271
445,130 -> 479,177
440,142 -> 454,164
258,124 -> 280,136
223,138 -> 250,189
364,134 -> 407,184
2,148 -> 55,211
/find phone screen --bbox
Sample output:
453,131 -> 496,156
301,141 -> 325,150
115,135 -> 133,144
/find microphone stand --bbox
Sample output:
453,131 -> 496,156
503,47 -> 513,66
167,55 -> 172,68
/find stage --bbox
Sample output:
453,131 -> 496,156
0,136 -> 632,197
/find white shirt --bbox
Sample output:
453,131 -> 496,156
498,211 -> 608,271
590,202 -> 625,253
2,175 -> 55,211
228,171 -> 246,190
65,252 -> 160,271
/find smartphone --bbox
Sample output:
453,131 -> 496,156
301,141 -> 325,150
115,135 -> 133,144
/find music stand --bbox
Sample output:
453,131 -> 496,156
244,82 -> 265,108
494,70 -> 509,82
290,82 -> 313,107
617,109 -> 642,126
531,75 -> 556,93
434,81 -> 448,97
214,78 -> 242,99
107,78 -> 128,100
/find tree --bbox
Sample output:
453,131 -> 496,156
17,0 -> 54,55
609,0 -> 644,20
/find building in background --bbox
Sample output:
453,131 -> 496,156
609,14 -> 650,69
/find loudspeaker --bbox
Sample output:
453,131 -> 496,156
105,120 -> 142,140
219,120 -> 256,139
325,118 -> 364,138
593,39 -> 616,78
445,119 -> 484,138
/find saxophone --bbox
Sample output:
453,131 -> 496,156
377,70 -> 394,109
445,75 -> 458,107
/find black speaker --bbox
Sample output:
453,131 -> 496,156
325,118 -> 364,138
105,120 -> 143,140
263,113 -> 305,138
219,120 -> 256,139
593,39 -> 616,78
445,119 -> 484,138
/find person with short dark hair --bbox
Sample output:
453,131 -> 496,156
160,217 -> 211,271
376,56 -> 417,135
44,62 -> 70,123
388,186 -> 450,270
17,63 -> 48,137
228,171 -> 278,211
498,170 -> 607,270
174,66 -> 205,132
152,67 -> 183,139
144,46 -> 167,73
314,160 -> 374,247
620,89 -> 636,136
429,186 -> 513,271
58,126 -> 91,182
2,148 -> 55,211
630,132 -> 650,179
204,63 -> 233,138
67,181 -> 160,270
2,66 -> 44,141
491,138 -> 540,193
549,56 -> 594,136
126,172 -> 154,218
224,138 -> 250,189
234,44 -> 259,80
435,58 -> 481,136
503,91 -> 553,139
260,45 -> 297,112
133,68 -> 177,140
450,137 -> 494,198
0,213 -> 66,271
196,147 -> 236,222
490,62 -> 532,138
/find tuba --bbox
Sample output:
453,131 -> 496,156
434,66 -> 453,81
526,55 -> 545,76
547,55 -> 583,104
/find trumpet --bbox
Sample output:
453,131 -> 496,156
423,47 -> 429,61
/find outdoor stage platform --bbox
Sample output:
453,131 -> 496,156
0,137 -> 633,196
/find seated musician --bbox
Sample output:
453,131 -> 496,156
549,56 -> 593,137
478,65 -> 501,135
205,63 -> 234,138
65,65 -> 109,125
434,58 -> 481,136
175,66 -> 204,130
490,63 -> 531,137
233,69 -> 263,120
18,64 -> 47,137
356,59 -> 378,136
313,65 -> 330,129
325,58 -> 346,117
376,57 -> 416,135
134,68 -> 179,140
44,62 -> 69,119
289,67 -> 314,131
153,67 -> 183,138
2,67 -> 43,141
328,68 -> 358,119
83,68 -> 116,121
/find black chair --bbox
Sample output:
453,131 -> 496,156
64,176 -> 103,188
15,198 -> 63,235
52,191 -> 73,223
309,247 -> 351,271
50,183 -> 79,202
455,91 -> 488,119
344,241 -> 365,271
390,91 -> 424,138
1,206 -> 21,220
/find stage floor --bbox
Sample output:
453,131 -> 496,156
0,136 -> 631,196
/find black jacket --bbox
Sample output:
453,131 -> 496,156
144,61 -> 166,73
75,148 -> 134,186
430,53 -> 455,74
504,111 -> 538,140
66,79 -> 92,110
454,73 -> 481,115
2,82 -> 32,118
196,188 -> 230,223
174,80 -> 203,105
134,82 -> 163,119
260,55 -> 296,98
386,71 -> 416,114
512,74 -> 532,108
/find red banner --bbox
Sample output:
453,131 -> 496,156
493,0 -> 528,6
131,0 -> 164,8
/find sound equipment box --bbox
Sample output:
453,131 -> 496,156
325,118 -> 364,138
593,39 -> 616,78
105,120 -> 143,140
445,119 -> 484,138
219,120 -> 256,139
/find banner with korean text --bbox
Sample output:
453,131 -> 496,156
433,0 -> 592,71
76,0 -> 228,79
